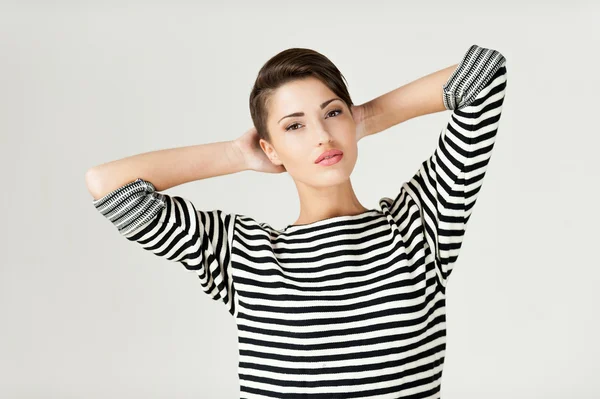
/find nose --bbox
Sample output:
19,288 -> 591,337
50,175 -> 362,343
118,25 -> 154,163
316,125 -> 333,146
318,136 -> 333,146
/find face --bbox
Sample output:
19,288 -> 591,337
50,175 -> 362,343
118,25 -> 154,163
260,76 -> 358,189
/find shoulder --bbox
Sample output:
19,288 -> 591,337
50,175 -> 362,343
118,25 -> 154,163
233,213 -> 284,235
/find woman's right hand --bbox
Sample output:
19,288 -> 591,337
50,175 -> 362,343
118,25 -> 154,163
232,126 -> 286,174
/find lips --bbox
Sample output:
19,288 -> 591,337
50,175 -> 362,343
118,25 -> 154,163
315,149 -> 343,163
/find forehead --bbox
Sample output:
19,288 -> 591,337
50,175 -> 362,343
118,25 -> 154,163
269,77 -> 337,114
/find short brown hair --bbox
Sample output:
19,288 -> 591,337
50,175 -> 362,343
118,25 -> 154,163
249,47 -> 354,142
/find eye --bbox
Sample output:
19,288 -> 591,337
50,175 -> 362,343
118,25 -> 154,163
284,109 -> 343,132
327,109 -> 343,118
285,123 -> 301,132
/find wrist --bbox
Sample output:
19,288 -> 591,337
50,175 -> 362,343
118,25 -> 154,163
355,102 -> 376,139
228,139 -> 250,172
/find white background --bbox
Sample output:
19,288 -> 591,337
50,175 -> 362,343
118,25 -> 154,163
1,1 -> 599,398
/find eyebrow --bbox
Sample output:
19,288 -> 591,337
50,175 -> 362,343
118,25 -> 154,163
277,98 -> 342,124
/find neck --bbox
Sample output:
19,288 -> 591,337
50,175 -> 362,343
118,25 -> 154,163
291,178 -> 369,226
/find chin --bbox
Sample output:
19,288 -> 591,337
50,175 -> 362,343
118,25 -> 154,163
313,167 -> 354,186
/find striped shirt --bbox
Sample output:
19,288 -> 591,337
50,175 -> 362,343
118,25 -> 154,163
92,44 -> 508,398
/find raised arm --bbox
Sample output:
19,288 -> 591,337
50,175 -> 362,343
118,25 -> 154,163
85,126 -> 282,316
85,139 -> 247,200
355,65 -> 456,138
383,44 -> 508,291
86,125 -> 287,200
355,44 -> 505,139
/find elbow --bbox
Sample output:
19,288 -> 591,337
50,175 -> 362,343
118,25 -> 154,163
85,168 -> 106,200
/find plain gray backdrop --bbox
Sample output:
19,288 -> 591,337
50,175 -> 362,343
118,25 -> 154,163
1,1 -> 599,398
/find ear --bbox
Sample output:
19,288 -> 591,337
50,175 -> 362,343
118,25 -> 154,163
259,138 -> 283,166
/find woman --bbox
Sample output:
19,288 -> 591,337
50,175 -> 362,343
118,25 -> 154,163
86,44 -> 508,398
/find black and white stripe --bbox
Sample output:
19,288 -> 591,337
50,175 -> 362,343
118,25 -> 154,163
93,180 -> 238,316
93,44 -> 507,398
442,44 -> 506,111
397,44 -> 507,295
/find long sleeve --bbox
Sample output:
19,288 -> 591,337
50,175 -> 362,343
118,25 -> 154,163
391,44 -> 508,291
92,178 -> 238,317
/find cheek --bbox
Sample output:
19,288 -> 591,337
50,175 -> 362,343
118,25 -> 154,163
278,141 -> 309,170
340,141 -> 359,172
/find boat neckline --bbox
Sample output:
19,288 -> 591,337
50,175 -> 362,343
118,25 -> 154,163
283,208 -> 380,231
